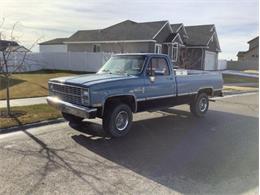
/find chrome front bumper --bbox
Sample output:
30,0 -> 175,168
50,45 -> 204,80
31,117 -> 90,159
46,96 -> 97,119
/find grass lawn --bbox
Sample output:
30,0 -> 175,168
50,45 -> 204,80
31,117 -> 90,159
0,70 -> 85,100
0,104 -> 62,129
223,74 -> 259,84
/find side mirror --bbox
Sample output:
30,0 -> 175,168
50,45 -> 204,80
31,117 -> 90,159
149,76 -> 155,83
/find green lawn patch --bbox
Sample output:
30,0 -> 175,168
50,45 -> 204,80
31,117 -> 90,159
223,74 -> 259,84
0,70 -> 86,100
0,104 -> 62,129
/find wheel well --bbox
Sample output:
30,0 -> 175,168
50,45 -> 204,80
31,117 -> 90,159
198,88 -> 213,97
104,95 -> 136,113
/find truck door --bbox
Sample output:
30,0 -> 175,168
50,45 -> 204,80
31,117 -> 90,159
144,57 -> 176,101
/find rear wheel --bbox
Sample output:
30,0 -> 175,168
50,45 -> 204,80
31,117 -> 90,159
103,103 -> 133,137
62,112 -> 83,123
190,93 -> 209,117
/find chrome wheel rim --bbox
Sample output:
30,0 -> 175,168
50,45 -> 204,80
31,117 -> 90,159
199,97 -> 208,112
115,111 -> 129,131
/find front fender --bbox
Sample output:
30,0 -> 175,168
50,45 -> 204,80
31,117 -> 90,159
101,94 -> 138,116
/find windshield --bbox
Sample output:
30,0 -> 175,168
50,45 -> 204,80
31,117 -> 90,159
98,55 -> 146,75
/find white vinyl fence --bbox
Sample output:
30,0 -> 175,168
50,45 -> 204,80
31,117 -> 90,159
40,52 -> 112,72
217,60 -> 227,70
2,52 -> 112,73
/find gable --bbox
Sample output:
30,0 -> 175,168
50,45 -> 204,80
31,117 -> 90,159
165,33 -> 183,45
206,31 -> 221,52
171,23 -> 183,32
153,22 -> 173,43
185,25 -> 214,46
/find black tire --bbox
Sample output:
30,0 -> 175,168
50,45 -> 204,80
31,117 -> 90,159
62,112 -> 83,123
103,103 -> 133,137
190,93 -> 209,117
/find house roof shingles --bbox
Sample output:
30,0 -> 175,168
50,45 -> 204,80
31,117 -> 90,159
39,38 -> 67,45
0,40 -> 19,51
184,24 -> 215,46
248,36 -> 259,44
165,33 -> 178,42
66,20 -> 168,42
170,23 -> 183,33
39,20 -> 220,52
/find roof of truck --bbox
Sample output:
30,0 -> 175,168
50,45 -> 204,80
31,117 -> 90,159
113,53 -> 169,57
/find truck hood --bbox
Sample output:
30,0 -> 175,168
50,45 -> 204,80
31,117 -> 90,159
49,73 -> 137,86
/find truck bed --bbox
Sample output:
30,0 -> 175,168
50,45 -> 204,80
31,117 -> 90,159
174,69 -> 223,96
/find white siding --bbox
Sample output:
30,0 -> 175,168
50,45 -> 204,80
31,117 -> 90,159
39,44 -> 67,53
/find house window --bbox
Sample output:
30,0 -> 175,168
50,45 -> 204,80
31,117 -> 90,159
93,44 -> 101,52
154,44 -> 162,54
172,43 -> 178,62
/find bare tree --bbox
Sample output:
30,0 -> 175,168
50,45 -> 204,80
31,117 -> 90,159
0,19 -> 39,116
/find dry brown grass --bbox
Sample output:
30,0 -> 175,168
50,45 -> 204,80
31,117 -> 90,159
223,74 -> 258,84
0,104 -> 61,129
0,70 -> 83,100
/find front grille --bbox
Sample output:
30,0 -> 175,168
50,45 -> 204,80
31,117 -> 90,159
49,82 -> 82,105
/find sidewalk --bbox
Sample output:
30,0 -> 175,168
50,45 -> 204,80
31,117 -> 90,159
0,97 -> 47,108
224,82 -> 258,87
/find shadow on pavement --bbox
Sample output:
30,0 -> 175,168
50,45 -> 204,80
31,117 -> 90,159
71,108 -> 259,194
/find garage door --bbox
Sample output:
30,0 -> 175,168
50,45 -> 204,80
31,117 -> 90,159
204,51 -> 217,70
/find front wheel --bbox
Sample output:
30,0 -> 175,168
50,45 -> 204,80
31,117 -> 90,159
103,103 -> 133,137
190,93 -> 209,117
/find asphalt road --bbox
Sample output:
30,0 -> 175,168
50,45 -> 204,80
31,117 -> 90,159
0,93 -> 258,195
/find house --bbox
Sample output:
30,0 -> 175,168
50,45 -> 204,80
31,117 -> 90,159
39,20 -> 221,70
237,36 -> 259,62
0,40 -> 18,51
0,40 -> 30,52
226,36 -> 259,70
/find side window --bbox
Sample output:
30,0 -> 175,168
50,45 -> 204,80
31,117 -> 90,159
146,57 -> 170,76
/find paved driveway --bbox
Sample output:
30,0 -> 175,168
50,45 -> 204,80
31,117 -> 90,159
0,94 -> 258,194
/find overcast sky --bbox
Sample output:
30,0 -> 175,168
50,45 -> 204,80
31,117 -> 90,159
0,0 -> 258,59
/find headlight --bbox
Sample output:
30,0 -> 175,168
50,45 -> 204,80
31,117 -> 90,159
82,89 -> 89,96
81,88 -> 89,105
49,83 -> 53,90
48,83 -> 54,95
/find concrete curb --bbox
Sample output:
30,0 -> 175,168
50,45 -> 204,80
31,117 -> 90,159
213,91 -> 258,100
0,118 -> 65,134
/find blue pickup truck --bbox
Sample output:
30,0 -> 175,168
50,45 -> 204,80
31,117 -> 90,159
47,54 -> 223,137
